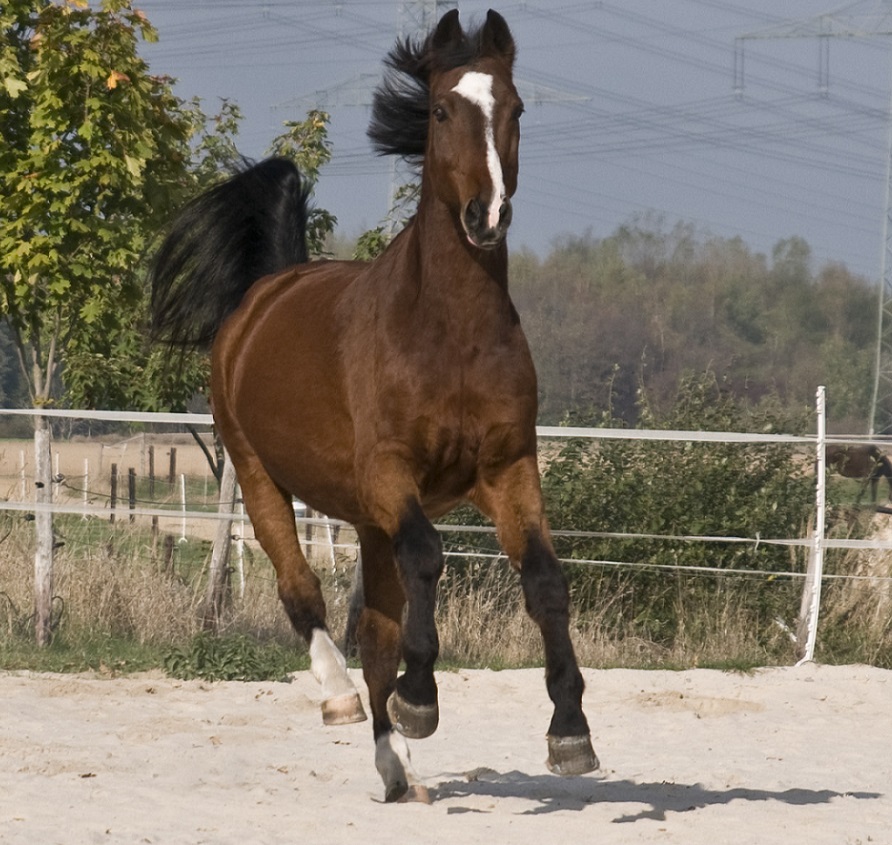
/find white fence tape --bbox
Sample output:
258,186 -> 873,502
4,399 -> 892,613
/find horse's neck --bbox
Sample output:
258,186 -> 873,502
397,195 -> 511,309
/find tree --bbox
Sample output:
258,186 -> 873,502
0,0 -> 203,644
60,106 -> 340,420
267,109 -> 338,257
353,181 -> 421,261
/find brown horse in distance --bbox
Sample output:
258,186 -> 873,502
149,10 -> 597,802
826,444 -> 892,504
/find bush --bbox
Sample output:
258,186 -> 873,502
442,372 -> 816,659
541,374 -> 814,646
162,632 -> 305,681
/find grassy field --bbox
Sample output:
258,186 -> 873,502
1,431 -> 890,675
4,507 -> 889,677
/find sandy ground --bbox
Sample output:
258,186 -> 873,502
0,664 -> 889,844
0,436 -> 246,545
0,436 -> 214,490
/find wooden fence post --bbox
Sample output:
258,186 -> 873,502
148,445 -> 155,499
204,455 -> 238,631
163,533 -> 175,576
128,468 -> 136,524
109,463 -> 118,524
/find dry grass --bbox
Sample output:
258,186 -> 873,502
818,515 -> 892,665
1,510 -> 889,670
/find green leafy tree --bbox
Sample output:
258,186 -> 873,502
64,107 -> 341,418
353,181 -> 420,261
61,101 -> 246,414
510,219 -> 876,428
0,0 -> 204,644
266,109 -> 337,257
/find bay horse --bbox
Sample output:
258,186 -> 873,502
149,9 -> 597,801
826,444 -> 892,504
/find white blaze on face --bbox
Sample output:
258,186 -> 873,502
451,71 -> 505,230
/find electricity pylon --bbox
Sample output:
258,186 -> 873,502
277,2 -> 587,232
734,2 -> 892,435
398,0 -> 457,36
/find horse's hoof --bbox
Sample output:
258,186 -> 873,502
386,690 -> 439,739
321,692 -> 368,726
546,734 -> 600,776
384,777 -> 409,803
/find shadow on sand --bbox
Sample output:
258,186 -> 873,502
429,769 -> 881,822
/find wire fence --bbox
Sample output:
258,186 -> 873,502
5,401 -> 892,566
2,390 -> 892,660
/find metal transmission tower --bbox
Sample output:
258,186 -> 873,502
275,2 -> 456,229
734,2 -> 892,434
277,2 -> 587,232
398,0 -> 457,37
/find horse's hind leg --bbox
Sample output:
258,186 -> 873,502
355,525 -> 425,802
233,455 -> 366,725
472,456 -> 598,777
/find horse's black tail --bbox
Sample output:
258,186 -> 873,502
149,157 -> 310,349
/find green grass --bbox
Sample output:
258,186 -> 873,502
0,634 -> 167,675
162,632 -> 310,681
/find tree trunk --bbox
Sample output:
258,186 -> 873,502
33,413 -> 54,646
203,456 -> 237,631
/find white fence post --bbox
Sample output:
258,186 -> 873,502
797,385 -> 827,665
82,458 -> 89,519
205,455 -> 238,629
179,473 -> 187,543
33,416 -> 54,646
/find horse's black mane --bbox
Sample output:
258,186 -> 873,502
367,17 -> 495,163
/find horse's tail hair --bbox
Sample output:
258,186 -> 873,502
149,157 -> 310,349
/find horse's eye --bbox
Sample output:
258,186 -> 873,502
432,104 -> 447,123
512,104 -> 525,121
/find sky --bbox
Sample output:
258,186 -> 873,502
135,1 -> 892,281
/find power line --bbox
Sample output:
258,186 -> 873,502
135,2 -> 891,278
732,2 -> 892,434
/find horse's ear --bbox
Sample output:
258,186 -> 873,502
481,9 -> 516,67
431,9 -> 463,53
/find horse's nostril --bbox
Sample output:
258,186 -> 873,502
464,198 -> 484,229
499,199 -> 512,228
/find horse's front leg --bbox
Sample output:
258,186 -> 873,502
361,455 -> 444,742
388,497 -> 444,738
355,525 -> 431,803
472,455 -> 599,777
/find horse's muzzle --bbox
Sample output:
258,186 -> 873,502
462,196 -> 512,249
